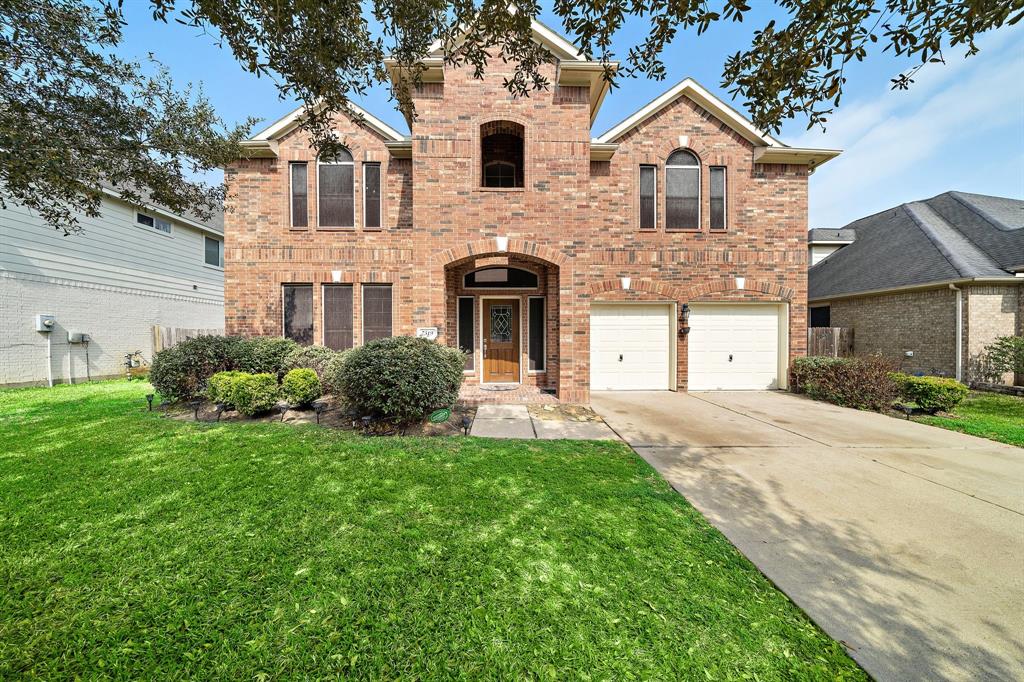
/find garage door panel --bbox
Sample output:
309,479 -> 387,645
688,304 -> 783,391
591,304 -> 672,391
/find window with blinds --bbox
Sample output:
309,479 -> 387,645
362,285 -> 392,342
323,285 -> 353,350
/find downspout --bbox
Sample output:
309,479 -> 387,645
949,284 -> 962,382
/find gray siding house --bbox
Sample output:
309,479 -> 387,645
1,189 -> 224,386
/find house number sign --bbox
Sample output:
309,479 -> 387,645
416,327 -> 439,340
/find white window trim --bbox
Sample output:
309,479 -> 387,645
479,295 -> 524,385
360,283 -> 393,345
665,151 -> 701,231
362,161 -> 382,230
316,152 -> 355,229
202,234 -> 224,270
322,283 -> 354,350
710,166 -> 727,231
638,164 -> 657,231
527,295 -> 546,374
135,211 -> 173,238
457,295 -> 475,374
289,162 -> 308,229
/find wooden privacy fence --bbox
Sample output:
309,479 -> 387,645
152,326 -> 224,353
808,327 -> 854,357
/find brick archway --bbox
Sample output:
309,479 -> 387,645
588,277 -> 793,302
588,278 -> 686,300
435,238 -> 569,268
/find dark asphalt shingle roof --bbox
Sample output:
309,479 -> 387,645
99,181 -> 224,234
809,191 -> 1023,300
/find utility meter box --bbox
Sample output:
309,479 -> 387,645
68,332 -> 91,344
35,314 -> 56,332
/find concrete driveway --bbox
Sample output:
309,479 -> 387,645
592,390 -> 1024,682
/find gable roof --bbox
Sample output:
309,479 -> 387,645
808,191 -> 1024,301
425,17 -> 588,62
249,101 -> 408,145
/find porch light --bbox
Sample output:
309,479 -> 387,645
146,394 -> 154,411
679,304 -> 690,336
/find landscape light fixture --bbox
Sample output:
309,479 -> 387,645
188,400 -> 202,421
146,394 -> 154,411
361,415 -> 373,432
213,403 -> 226,422
311,399 -> 327,424
461,415 -> 472,436
276,401 -> 290,422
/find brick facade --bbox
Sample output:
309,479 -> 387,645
224,57 -> 812,402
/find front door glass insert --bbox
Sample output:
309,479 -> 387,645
490,305 -> 513,343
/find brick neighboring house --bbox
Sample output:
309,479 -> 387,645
225,21 -> 839,402
809,192 -> 1024,384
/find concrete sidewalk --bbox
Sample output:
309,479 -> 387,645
469,404 -> 618,440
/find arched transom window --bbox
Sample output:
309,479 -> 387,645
666,149 -> 700,230
464,267 -> 538,288
318,148 -> 354,227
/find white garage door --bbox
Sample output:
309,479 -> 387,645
590,304 -> 673,390
688,304 -> 783,390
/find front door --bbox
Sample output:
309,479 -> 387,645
483,299 -> 520,383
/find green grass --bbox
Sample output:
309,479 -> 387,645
0,382 -> 864,680
913,391 -> 1024,447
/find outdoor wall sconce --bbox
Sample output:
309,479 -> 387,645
679,304 -> 690,335
145,394 -> 154,411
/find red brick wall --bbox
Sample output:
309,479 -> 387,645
224,59 -> 809,402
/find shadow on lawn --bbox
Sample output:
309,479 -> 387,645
639,446 -> 1024,682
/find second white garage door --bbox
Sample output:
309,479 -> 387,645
688,304 -> 784,390
590,304 -> 673,390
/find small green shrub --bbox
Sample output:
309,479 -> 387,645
230,373 -> 280,416
282,345 -> 337,381
339,336 -> 465,423
983,335 -> 1024,377
232,337 -> 300,375
321,351 -> 349,396
281,368 -> 322,407
149,335 -> 244,401
206,371 -> 244,404
790,355 -> 899,411
894,374 -> 969,413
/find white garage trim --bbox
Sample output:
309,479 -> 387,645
590,302 -> 677,391
687,303 -> 789,391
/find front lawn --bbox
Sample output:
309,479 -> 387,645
0,382 -> 864,679
913,391 -> 1024,447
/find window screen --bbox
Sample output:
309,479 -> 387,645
323,285 -> 354,350
364,163 -> 381,228
290,162 -> 308,228
204,236 -> 223,267
283,285 -> 313,345
362,285 -> 392,342
710,167 -> 726,230
639,165 -> 656,230
666,150 -> 700,230
528,297 -> 545,371
319,151 -> 354,227
458,297 -> 475,370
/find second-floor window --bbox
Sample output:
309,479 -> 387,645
137,212 -> 172,234
639,165 -> 656,230
290,162 -> 308,228
204,235 -> 224,267
363,162 -> 381,229
666,149 -> 700,230
481,121 -> 524,188
710,166 -> 727,230
318,149 -> 354,227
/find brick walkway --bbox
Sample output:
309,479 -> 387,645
458,384 -> 560,406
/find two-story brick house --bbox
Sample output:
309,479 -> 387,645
225,21 -> 839,403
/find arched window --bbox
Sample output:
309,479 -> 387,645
481,121 -> 524,188
464,267 -> 538,288
318,148 -> 354,227
666,149 -> 700,230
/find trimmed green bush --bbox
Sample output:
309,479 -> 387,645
321,351 -> 349,396
984,335 -> 1024,377
894,374 -> 968,413
149,335 -> 244,401
206,371 -> 243,404
790,355 -> 899,411
232,337 -> 300,375
281,368 -> 322,407
282,345 -> 337,381
230,373 -> 280,416
338,336 -> 465,423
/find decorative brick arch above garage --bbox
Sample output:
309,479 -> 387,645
435,238 -> 570,268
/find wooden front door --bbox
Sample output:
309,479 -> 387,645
483,299 -> 520,383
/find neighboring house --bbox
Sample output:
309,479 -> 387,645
0,187 -> 225,387
225,20 -> 839,402
809,191 -> 1023,383
807,228 -> 856,266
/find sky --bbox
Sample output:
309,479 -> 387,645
115,1 -> 1024,228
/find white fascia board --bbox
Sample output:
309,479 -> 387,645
100,187 -> 223,236
249,101 -> 407,143
596,77 -> 783,147
754,146 -> 842,167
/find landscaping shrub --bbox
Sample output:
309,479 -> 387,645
983,335 -> 1024,377
338,336 -> 465,423
790,355 -> 899,411
893,374 -> 969,413
206,371 -> 244,404
320,351 -> 348,396
232,337 -> 300,375
281,368 -> 322,407
149,335 -> 243,401
229,373 -> 280,416
282,345 -> 337,381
